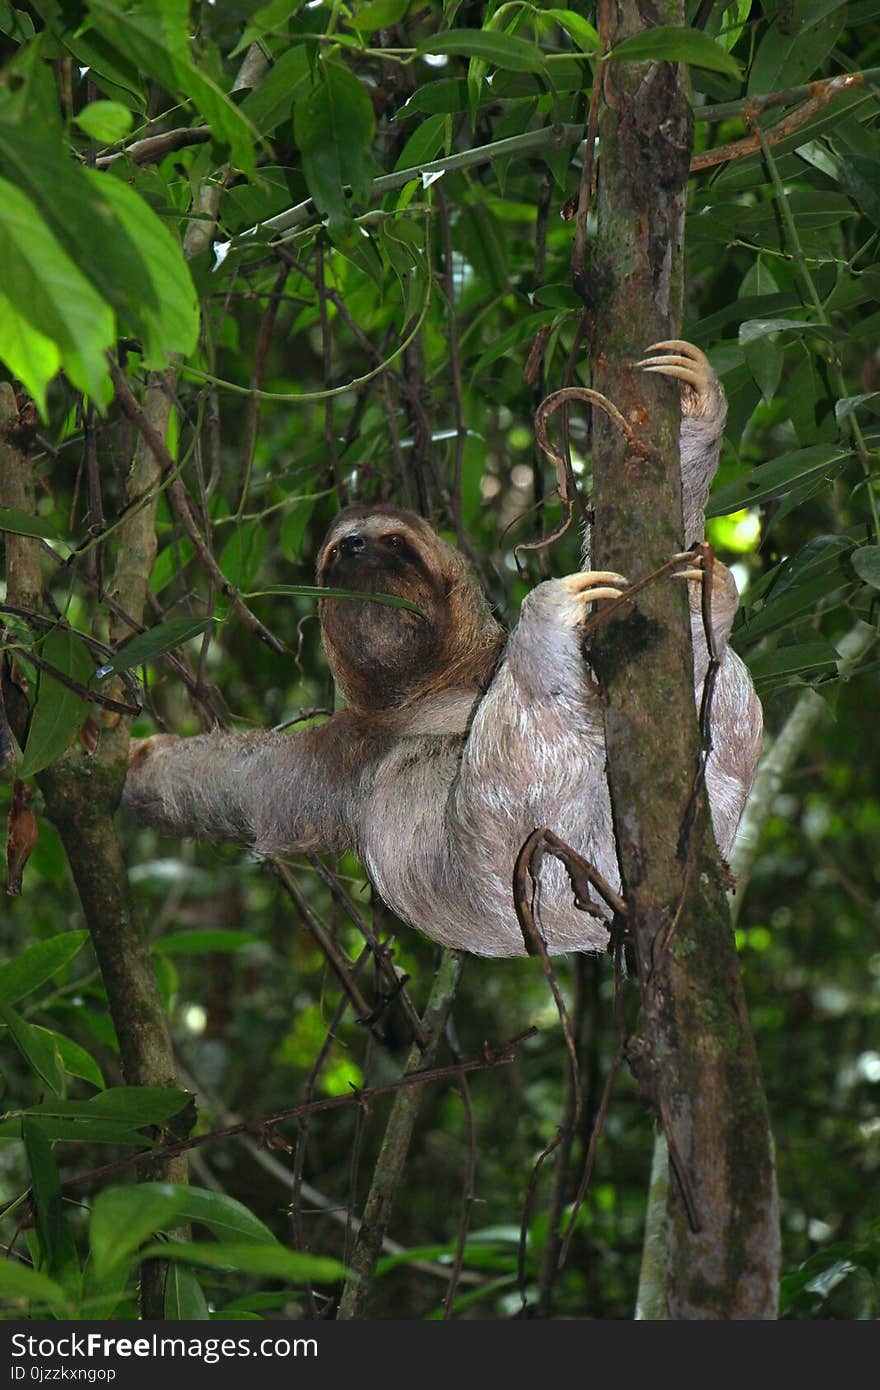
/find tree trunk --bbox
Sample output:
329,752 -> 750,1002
586,2 -> 779,1319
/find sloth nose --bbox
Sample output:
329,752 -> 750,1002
339,533 -> 366,557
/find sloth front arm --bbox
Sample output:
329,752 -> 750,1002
122,714 -> 385,855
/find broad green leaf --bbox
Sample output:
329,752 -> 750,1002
1,1004 -> 66,1095
748,1 -> 846,95
840,156 -> 880,228
0,1259 -> 66,1309
139,1239 -> 347,1283
156,930 -> 259,956
346,0 -> 410,33
0,121 -> 159,345
609,25 -> 742,80
74,100 -> 133,143
415,30 -> 546,73
83,169 -> 199,364
232,0 -> 307,55
0,932 -> 88,1008
0,175 -> 115,408
736,574 -> 848,646
739,318 -> 837,345
84,0 -> 257,177
219,520 -> 266,591
743,334 -> 783,403
543,9 -> 599,53
90,1183 -> 188,1280
19,627 -> 94,778
763,535 -> 853,601
96,617 -> 215,680
294,61 -> 377,226
240,44 -> 311,136
471,309 -> 557,376
532,282 -> 584,310
398,78 -> 469,117
87,1085 -> 192,1127
852,545 -> 880,589
0,507 -> 62,540
33,1029 -> 105,1090
252,584 -> 425,616
175,1187 -> 276,1244
750,641 -> 841,682
835,391 -> 880,423
165,1264 -> 209,1320
707,445 -> 847,515
22,1120 -> 80,1289
0,291 -> 61,416
393,113 -> 450,173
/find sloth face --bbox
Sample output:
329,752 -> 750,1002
316,508 -> 451,710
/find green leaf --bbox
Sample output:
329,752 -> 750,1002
240,44 -> 311,136
0,292 -> 61,416
707,445 -> 847,515
83,169 -> 199,364
252,584 -> 425,616
294,61 -> 377,226
96,618 -> 215,680
743,334 -> 783,403
543,9 -> 599,54
0,120 -> 160,355
175,1187 -> 276,1244
19,627 -> 94,778
90,1183 -> 189,1280
139,1239 -> 347,1283
471,309 -> 557,377
165,1264 -> 210,1320
33,1029 -> 105,1090
609,25 -> 743,80
0,932 -> 88,1007
835,391 -> 880,424
1,1004 -> 66,1095
84,0 -> 257,177
86,1086 -> 192,1127
852,545 -> 880,589
74,99 -> 133,143
0,174 -> 115,409
0,507 -> 62,540
232,0 -> 306,55
398,78 -> 469,118
739,317 -> 837,345
0,1259 -> 66,1310
750,641 -> 841,682
415,30 -> 546,74
156,930 -> 259,956
840,156 -> 880,228
22,1119 -> 80,1289
748,1 -> 846,95
346,0 -> 410,33
219,520 -> 266,591
393,113 -> 450,173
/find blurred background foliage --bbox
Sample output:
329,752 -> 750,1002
0,0 -> 878,1319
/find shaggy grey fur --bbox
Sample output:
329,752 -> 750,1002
123,347 -> 761,957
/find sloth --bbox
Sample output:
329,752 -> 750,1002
123,342 -> 762,957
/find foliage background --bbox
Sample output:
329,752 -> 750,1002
0,0 -> 878,1319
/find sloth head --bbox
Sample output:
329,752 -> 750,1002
316,506 -> 503,713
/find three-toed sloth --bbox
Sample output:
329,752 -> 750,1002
123,343 -> 762,957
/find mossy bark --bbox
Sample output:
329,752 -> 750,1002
585,1 -> 779,1319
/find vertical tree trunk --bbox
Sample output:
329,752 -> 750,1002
586,2 -> 779,1318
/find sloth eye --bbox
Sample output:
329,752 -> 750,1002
328,544 -> 339,560
384,533 -> 405,548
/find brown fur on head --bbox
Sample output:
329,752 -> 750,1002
316,505 -> 503,714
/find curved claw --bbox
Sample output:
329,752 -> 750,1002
635,339 -> 719,416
